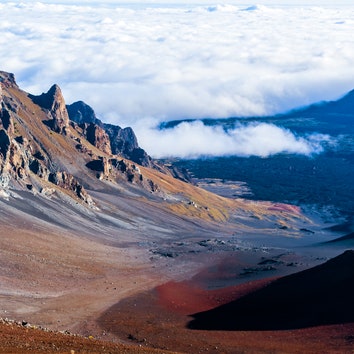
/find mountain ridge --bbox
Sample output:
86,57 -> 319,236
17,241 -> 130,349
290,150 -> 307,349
0,70 -> 180,206
1,70 -> 290,221
1,69 -> 344,227
1,69 -> 352,353
160,87 -> 354,133
66,100 -> 153,168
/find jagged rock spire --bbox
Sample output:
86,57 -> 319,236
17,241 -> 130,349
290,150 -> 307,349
30,84 -> 69,134
0,71 -> 18,89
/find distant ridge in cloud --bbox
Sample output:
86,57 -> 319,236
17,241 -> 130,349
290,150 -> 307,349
136,120 -> 332,159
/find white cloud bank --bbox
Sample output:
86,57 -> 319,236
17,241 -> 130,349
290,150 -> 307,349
135,120 -> 332,158
0,2 -> 353,157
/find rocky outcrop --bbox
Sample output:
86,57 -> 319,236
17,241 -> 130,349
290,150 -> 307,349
1,71 -> 163,202
0,129 -> 11,174
0,94 -> 15,176
66,101 -> 193,181
29,84 -> 69,134
0,107 -> 12,131
0,72 -> 93,205
67,101 -> 152,166
103,124 -> 152,166
48,171 -> 93,204
104,124 -> 138,154
0,100 -> 34,181
1,82 -> 17,136
0,71 -> 18,89
67,100 -> 102,126
85,157 -> 111,180
79,123 -> 112,155
0,70 -> 190,205
84,156 -> 159,192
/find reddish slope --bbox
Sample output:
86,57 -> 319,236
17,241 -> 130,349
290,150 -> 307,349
97,251 -> 354,353
189,250 -> 354,330
0,319 -> 176,354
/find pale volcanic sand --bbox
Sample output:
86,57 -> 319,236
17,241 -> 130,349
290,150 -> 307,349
2,221 -> 353,354
0,213 -> 177,329
0,188 -> 350,353
0,208 -> 180,353
0,189 -> 233,341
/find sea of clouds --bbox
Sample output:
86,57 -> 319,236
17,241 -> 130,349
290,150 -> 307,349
1,1 -> 353,158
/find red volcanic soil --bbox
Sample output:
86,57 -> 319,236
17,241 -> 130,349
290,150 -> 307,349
189,250 -> 354,331
0,319 -> 174,354
156,277 -> 272,316
98,251 -> 354,354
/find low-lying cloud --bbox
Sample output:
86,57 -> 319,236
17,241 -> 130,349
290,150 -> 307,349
0,1 -> 352,157
135,120 -> 332,158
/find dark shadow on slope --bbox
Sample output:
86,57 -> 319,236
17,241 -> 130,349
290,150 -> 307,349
188,250 -> 354,331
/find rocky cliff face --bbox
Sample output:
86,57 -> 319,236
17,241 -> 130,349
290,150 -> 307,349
1,73 -> 22,185
103,123 -> 153,167
0,70 -> 168,204
67,100 -> 101,126
78,122 -> 112,155
66,101 -> 193,182
67,100 -> 152,167
0,71 -> 18,90
29,84 -> 70,134
0,71 -> 95,204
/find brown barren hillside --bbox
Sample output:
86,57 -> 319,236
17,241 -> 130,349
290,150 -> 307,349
1,70 -> 352,353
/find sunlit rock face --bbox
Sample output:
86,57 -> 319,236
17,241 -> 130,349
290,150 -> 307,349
0,70 -> 171,203
0,72 -> 93,204
29,84 -> 70,134
78,122 -> 112,155
67,100 -> 152,167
